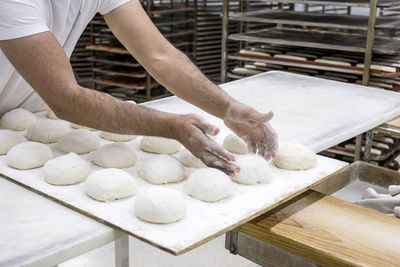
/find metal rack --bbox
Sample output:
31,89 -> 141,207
82,0 -> 196,102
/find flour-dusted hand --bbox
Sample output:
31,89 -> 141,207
223,102 -> 278,160
176,113 -> 239,176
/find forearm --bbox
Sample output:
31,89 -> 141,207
147,47 -> 236,119
56,85 -> 179,138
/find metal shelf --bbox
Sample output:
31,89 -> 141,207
228,28 -> 400,54
229,0 -> 400,8
229,10 -> 400,30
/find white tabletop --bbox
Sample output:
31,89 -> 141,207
0,177 -> 120,267
145,71 -> 400,153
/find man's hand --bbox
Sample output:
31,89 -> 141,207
176,113 -> 240,176
223,102 -> 278,160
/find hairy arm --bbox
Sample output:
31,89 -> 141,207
0,31 -> 238,174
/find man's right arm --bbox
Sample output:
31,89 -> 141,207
0,32 -> 238,174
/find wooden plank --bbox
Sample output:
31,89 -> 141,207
238,190 -> 400,267
229,28 -> 400,55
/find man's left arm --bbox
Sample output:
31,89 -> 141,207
104,0 -> 278,159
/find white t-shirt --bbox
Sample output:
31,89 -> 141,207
0,0 -> 130,116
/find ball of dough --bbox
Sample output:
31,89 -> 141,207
139,154 -> 185,184
134,187 -> 186,224
7,142 -> 53,170
93,143 -> 137,168
0,130 -> 26,155
185,168 -> 233,202
1,108 -> 37,131
223,133 -> 248,154
85,169 -> 137,202
27,120 -> 70,144
44,153 -> 91,185
100,131 -> 136,142
70,123 -> 95,131
46,109 -> 58,120
232,154 -> 273,185
57,129 -> 100,154
140,136 -> 181,154
273,144 -> 317,170
179,148 -> 206,168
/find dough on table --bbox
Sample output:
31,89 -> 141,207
223,133 -> 248,154
85,168 -> 137,202
179,148 -> 206,168
185,168 -> 233,202
57,129 -> 100,154
46,109 -> 58,120
44,153 -> 91,185
134,187 -> 186,224
1,108 -> 37,131
232,154 -> 273,185
273,144 -> 317,170
139,154 -> 185,184
7,141 -> 53,170
93,143 -> 137,168
0,130 -> 26,155
100,131 -> 136,142
140,136 -> 181,154
27,120 -> 70,144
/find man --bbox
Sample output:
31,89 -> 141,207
0,0 -> 278,175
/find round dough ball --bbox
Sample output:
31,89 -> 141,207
7,142 -> 53,170
100,131 -> 136,142
139,155 -> 185,184
93,143 -> 137,168
44,153 -> 91,185
70,123 -> 95,131
0,130 -> 26,155
134,187 -> 186,224
185,168 -> 233,202
273,144 -> 317,170
57,129 -> 100,154
27,120 -> 70,144
232,154 -> 273,185
46,109 -> 58,120
140,136 -> 181,154
179,149 -> 206,168
1,108 -> 37,131
85,168 -> 137,202
223,133 -> 248,154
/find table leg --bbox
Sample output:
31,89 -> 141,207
228,230 -> 238,255
115,234 -> 129,267
354,134 -> 363,161
363,130 -> 373,163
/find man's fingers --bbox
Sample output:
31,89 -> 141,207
196,121 -> 220,136
249,143 -> 257,154
201,150 -> 239,175
205,140 -> 235,162
249,111 -> 274,124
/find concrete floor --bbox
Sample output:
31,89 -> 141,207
60,235 -> 259,267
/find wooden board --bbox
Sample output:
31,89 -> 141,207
238,190 -> 400,267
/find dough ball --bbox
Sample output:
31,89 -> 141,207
70,123 -> 95,131
93,143 -> 137,168
7,141 -> 53,170
100,131 -> 136,142
44,153 -> 91,185
85,169 -> 137,202
273,144 -> 317,170
57,129 -> 100,154
46,109 -> 58,120
185,168 -> 233,202
140,136 -> 181,154
139,154 -> 185,184
1,108 -> 37,131
134,187 -> 186,224
223,133 -> 248,154
232,154 -> 273,185
0,130 -> 26,155
27,120 -> 70,144
179,148 -> 206,168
